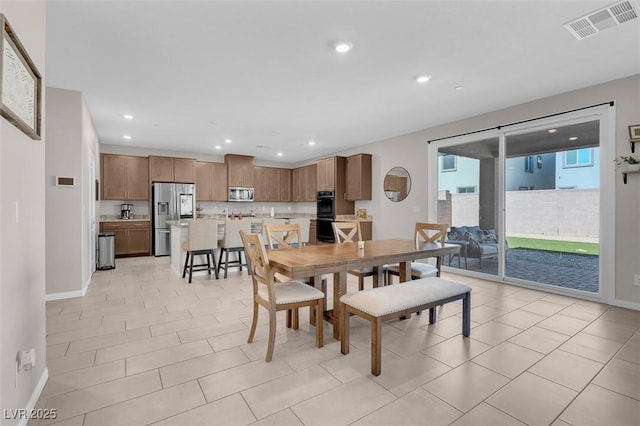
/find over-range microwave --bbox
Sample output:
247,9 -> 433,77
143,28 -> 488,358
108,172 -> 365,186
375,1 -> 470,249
228,186 -> 254,202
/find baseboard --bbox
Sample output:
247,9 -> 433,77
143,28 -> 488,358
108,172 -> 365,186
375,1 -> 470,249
612,298 -> 640,311
17,368 -> 49,426
45,285 -> 88,302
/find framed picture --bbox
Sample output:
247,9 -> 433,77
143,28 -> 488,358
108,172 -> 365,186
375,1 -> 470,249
0,14 -> 42,140
629,125 -> 640,142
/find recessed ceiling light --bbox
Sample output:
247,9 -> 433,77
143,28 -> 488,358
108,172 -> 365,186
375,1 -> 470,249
277,152 -> 283,157
123,134 -> 132,140
455,86 -> 463,91
214,145 -> 222,150
334,41 -> 352,53
224,139 -> 232,144
123,114 -> 134,120
308,140 -> 316,146
569,136 -> 578,141
415,75 -> 431,84
548,129 -> 557,133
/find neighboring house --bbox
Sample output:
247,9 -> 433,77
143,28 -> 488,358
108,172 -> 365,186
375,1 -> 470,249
438,147 -> 600,193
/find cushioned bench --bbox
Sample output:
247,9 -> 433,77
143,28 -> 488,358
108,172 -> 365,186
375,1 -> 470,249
340,277 -> 471,376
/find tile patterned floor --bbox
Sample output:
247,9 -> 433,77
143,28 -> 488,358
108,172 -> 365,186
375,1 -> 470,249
33,256 -> 640,426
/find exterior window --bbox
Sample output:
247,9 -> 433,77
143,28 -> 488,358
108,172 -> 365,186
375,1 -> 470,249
457,186 -> 476,193
564,148 -> 593,168
524,156 -> 533,173
441,154 -> 456,172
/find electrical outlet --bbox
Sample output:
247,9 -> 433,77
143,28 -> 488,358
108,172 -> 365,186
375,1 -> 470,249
634,274 -> 640,287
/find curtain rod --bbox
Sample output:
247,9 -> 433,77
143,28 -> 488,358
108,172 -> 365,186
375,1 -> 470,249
427,101 -> 614,144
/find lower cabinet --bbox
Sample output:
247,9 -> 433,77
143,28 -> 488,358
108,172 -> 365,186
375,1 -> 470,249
100,221 -> 150,257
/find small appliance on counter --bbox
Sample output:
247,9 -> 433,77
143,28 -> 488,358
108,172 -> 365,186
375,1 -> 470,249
121,203 -> 134,220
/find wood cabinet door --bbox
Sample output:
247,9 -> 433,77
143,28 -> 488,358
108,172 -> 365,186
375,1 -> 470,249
195,162 -> 212,201
346,153 -> 371,201
291,168 -> 301,201
279,168 -> 291,201
210,163 -> 228,201
101,154 -> 127,200
173,158 -> 195,182
125,156 -> 149,200
226,155 -> 254,187
127,226 -> 151,254
253,167 -> 268,201
304,164 -> 318,201
265,168 -> 280,201
317,157 -> 335,191
149,156 -> 174,182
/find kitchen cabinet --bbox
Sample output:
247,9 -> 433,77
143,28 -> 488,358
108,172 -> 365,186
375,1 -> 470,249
253,166 -> 292,201
195,161 -> 228,201
292,164 -> 317,202
346,153 -> 372,201
149,156 -> 195,183
309,219 -> 317,245
101,154 -> 149,200
316,156 -> 353,214
225,154 -> 254,187
100,221 -> 150,256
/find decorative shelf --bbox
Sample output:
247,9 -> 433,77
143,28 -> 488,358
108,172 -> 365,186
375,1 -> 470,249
622,169 -> 640,184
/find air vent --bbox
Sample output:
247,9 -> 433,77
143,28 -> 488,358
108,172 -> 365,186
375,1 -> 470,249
565,0 -> 639,40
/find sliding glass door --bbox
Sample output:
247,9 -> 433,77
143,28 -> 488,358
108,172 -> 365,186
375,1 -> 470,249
429,105 -> 614,301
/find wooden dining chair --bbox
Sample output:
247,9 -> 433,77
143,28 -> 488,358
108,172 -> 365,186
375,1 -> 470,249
332,221 -> 378,291
240,230 -> 324,362
264,223 -> 327,325
386,222 -> 449,284
182,220 -> 219,283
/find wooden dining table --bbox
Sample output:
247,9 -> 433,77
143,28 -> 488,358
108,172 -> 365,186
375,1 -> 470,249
267,238 -> 461,339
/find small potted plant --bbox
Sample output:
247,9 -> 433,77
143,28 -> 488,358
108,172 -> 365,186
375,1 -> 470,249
616,155 -> 640,172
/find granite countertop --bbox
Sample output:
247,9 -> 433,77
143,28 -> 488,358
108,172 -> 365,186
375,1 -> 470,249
100,215 -> 150,223
335,215 -> 373,222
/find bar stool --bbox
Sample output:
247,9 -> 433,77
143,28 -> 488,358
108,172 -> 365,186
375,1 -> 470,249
217,219 -> 252,278
182,220 -> 219,283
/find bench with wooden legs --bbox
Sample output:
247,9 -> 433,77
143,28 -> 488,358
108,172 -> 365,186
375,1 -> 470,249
340,277 -> 471,376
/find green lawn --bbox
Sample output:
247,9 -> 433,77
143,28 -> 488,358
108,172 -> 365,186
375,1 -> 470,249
506,237 -> 599,256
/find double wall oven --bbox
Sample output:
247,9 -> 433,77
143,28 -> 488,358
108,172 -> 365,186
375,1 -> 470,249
316,190 -> 336,243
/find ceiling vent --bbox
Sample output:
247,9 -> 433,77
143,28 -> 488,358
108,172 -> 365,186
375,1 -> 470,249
565,0 -> 639,40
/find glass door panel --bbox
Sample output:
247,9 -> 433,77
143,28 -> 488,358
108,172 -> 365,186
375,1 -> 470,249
437,137 -> 500,277
504,120 -> 600,293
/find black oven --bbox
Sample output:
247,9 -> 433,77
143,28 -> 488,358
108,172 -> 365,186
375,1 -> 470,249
316,191 -> 335,218
316,218 -> 335,243
316,191 -> 335,242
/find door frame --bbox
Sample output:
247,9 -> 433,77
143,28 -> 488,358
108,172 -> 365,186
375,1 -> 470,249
428,104 -> 615,304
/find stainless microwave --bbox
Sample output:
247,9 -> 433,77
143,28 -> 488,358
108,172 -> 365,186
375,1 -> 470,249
228,186 -> 254,202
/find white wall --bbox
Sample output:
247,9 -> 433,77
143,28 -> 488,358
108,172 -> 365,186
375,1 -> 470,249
0,0 -> 47,423
329,74 -> 640,306
45,87 -> 100,298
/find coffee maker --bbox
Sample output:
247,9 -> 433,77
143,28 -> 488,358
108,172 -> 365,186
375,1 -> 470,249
121,203 -> 133,220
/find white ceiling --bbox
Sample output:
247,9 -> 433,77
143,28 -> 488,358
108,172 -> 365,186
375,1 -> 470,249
45,1 -> 640,164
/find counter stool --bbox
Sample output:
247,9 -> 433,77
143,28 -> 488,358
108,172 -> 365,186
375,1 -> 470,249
183,220 -> 219,283
217,219 -> 252,278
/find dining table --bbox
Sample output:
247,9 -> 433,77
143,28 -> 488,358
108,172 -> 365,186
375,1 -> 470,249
267,238 -> 461,340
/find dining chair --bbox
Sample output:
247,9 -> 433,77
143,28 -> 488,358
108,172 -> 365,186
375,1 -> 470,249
264,223 -> 328,324
182,220 -> 219,283
332,221 -> 378,291
288,218 -> 311,246
217,219 -> 252,278
386,222 -> 449,284
240,230 -> 324,362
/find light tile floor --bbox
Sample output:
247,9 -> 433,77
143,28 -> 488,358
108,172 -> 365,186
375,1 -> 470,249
33,256 -> 640,426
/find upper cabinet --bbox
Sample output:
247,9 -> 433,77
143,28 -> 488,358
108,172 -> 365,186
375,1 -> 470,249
225,154 -> 254,187
254,166 -> 292,202
101,154 -> 149,200
316,157 -> 336,191
149,156 -> 195,183
195,161 -> 228,201
292,164 -> 316,202
346,153 -> 372,200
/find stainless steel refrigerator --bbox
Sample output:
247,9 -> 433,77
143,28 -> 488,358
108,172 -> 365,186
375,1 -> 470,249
152,182 -> 195,256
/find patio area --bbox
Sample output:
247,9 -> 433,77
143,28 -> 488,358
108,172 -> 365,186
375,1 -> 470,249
448,248 -> 599,293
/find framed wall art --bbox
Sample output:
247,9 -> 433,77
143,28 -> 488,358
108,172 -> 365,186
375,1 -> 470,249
629,125 -> 640,142
0,13 -> 42,140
